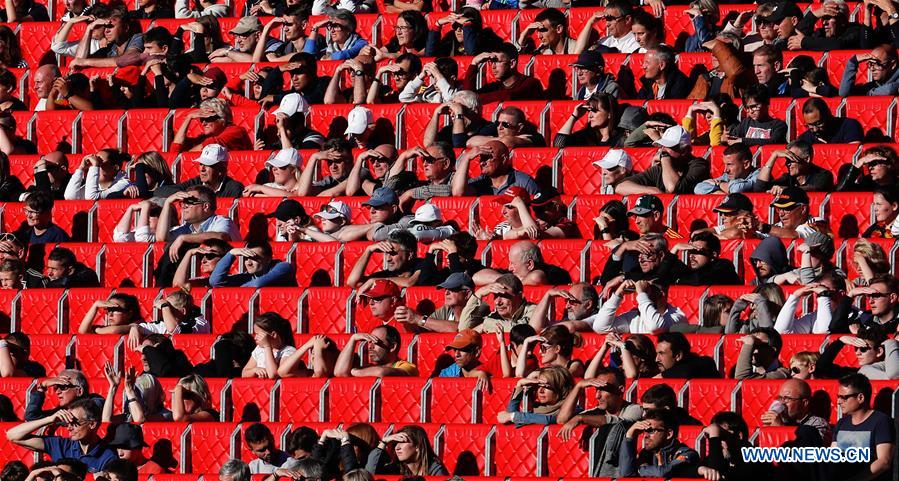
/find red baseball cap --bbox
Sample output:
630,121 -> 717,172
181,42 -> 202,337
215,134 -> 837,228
491,186 -> 531,205
359,279 -> 401,298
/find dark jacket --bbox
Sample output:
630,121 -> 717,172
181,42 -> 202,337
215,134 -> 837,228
796,12 -> 872,51
661,353 -> 721,378
619,437 -> 700,478
153,176 -> 245,199
637,69 -> 691,99
675,258 -> 742,286
143,343 -> 194,378
749,237 -> 791,284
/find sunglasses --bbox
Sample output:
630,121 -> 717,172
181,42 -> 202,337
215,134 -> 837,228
498,120 -> 519,129
836,392 -> 861,401
282,22 -> 295,27
790,366 -> 802,374
200,252 -> 223,260
182,197 -> 206,205
689,248 -> 714,257
866,292 -> 890,299
604,15 -> 624,22
327,22 -> 349,31
643,428 -> 667,434
199,115 -> 221,123
451,22 -> 465,30
369,155 -> 391,164
54,384 -> 77,391
536,26 -> 549,33
854,346 -> 872,353
326,159 -> 344,165
105,306 -> 127,313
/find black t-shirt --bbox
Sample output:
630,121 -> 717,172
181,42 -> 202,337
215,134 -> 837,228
538,262 -> 572,285
833,410 -> 895,481
661,354 -> 721,378
796,118 -> 864,144
737,117 -> 788,146
369,258 -> 441,286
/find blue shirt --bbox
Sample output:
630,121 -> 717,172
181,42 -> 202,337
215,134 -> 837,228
42,436 -> 117,473
208,252 -> 298,288
468,169 -> 539,196
438,363 -> 461,377
16,223 -> 70,245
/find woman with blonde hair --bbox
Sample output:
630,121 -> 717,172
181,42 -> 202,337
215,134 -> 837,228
366,425 -> 447,476
101,365 -> 171,423
517,325 -> 585,377
126,151 -> 173,198
499,365 -> 574,425
172,97 -> 252,152
172,373 -> 219,421
725,284 -> 786,334
851,239 -> 892,286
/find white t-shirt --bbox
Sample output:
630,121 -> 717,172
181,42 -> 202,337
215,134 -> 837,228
600,32 -> 640,54
138,316 -> 210,335
251,345 -> 298,369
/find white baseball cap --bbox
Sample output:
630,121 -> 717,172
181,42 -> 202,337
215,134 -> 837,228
655,125 -> 691,149
344,106 -> 373,136
314,200 -> 351,221
266,148 -> 301,169
593,149 -> 633,171
272,93 -> 310,117
412,204 -> 442,224
195,144 -> 229,165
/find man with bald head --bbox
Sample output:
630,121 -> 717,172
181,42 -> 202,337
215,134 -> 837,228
760,378 -> 830,444
474,241 -> 572,287
530,283 -> 601,332
33,65 -> 61,111
27,151 -> 70,200
839,44 -> 899,96
451,139 -> 539,197
345,144 -> 397,196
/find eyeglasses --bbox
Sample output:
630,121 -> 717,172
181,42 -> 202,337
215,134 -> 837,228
866,292 -> 889,299
777,395 -> 804,403
868,60 -> 886,69
327,22 -> 350,31
422,156 -> 447,164
393,70 -> 410,78
604,15 -> 625,22
199,115 -> 221,124
394,25 -> 412,31
837,392 -> 861,401
23,208 -> 42,217
643,428 -> 667,434
539,343 -> 554,352
498,120 -> 519,129
105,306 -> 127,313
806,120 -> 826,129
200,252 -> 223,260
282,22 -> 295,27
182,197 -> 206,206
320,205 -> 342,215
854,345 -> 872,353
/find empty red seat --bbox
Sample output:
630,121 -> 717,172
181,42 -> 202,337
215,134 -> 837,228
279,377 -> 327,423
141,422 -> 189,473
73,334 -> 123,379
230,378 -> 277,422
189,422 -> 240,474
686,379 -> 738,425
429,377 -> 478,424
441,423 -> 492,475
380,377 -> 429,424
491,424 -> 545,477
18,288 -> 67,334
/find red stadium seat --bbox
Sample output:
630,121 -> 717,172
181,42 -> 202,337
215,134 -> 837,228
279,377 -> 327,422
230,378 -> 277,422
301,287 -> 353,334
753,425 -> 799,447
510,147 -> 556,185
73,334 -> 123,379
103,243 -> 153,288
527,55 -> 577,100
141,422 -> 189,473
256,288 -> 303,332
669,286 -> 708,324
18,288 -> 67,334
0,421 -> 38,465
441,423 -> 492,475
28,334 -> 71,377
326,377 -> 378,423
545,424 -> 592,477
491,424 -> 546,477
34,110 -> 79,154
205,287 -> 256,334
0,378 -> 35,419
842,97 -> 896,141
825,50 -> 871,88
64,287 -> 113,334
829,191 -> 874,239
558,146 -> 610,195
126,109 -> 172,153
399,103 -> 436,149
80,110 -> 125,152
172,334 -> 217,366
539,239 -> 588,282
686,379 -> 738,425
20,23 -> 58,68
189,422 -> 241,474
429,377 -> 478,424
380,377 -> 429,423
428,196 -> 478,232
95,199 -> 139,243
675,194 -> 721,233
479,378 -> 521,425
740,379 -> 785,429
291,238 -> 341,287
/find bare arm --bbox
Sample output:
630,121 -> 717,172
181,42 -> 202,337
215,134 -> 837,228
345,152 -> 370,196
451,149 -> 473,196
334,336 -> 361,377
323,67 -> 348,104
77,300 -> 103,334
614,181 -> 662,195
659,156 -> 682,193
574,13 -> 602,54
346,244 -> 376,288
172,248 -> 199,286
276,341 -> 314,378
0,342 -> 15,377
295,153 -> 321,197
584,342 -> 611,379
7,413 -> 58,451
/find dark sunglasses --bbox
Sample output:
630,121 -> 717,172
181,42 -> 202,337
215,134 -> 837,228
105,306 -> 128,313
689,248 -> 714,257
498,120 -> 518,129
451,22 -> 465,30
200,252 -> 223,260
369,155 -> 391,163
282,22 -> 295,27
536,26 -> 549,33
604,15 -> 624,22
199,115 -> 221,123
327,22 -> 349,31
326,159 -> 344,165
54,384 -> 77,391
790,366 -> 802,374
854,346 -> 872,353
836,392 -> 861,401
642,427 -> 668,434
182,197 -> 206,205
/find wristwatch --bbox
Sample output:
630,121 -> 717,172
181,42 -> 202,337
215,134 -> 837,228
419,315 -> 429,327
890,12 -> 899,19
353,70 -> 364,77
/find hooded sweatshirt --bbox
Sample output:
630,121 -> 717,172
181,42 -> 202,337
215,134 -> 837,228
749,237 -> 791,285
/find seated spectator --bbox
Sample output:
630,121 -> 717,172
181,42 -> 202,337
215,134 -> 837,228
470,273 -> 536,333
684,0 -> 720,52
863,186 -> 899,238
476,240 -> 572,286
832,373 -> 894,480
0,70 -> 23,114
838,146 -> 899,192
517,8 -> 575,55
775,271 -> 850,334
209,16 -> 283,63
241,150 -> 302,198
723,86 -> 787,146
324,57 -> 375,105
7,398 -> 116,472
840,44 -> 899,96
193,331 -> 254,379
619,409 -> 699,478
789,351 -> 820,380
681,100 -> 726,147
136,332 -> 195,378
698,412 -> 769,481
750,45 -> 788,96
636,46 -> 690,100
395,272 -> 487,332
630,9 -> 662,54
132,0 -> 174,19
556,366 -> 643,438
64,150 -> 131,200
0,332 -> 46,377
850,239 -> 892,287
471,187 -> 534,241
424,90 -> 497,148
672,294 -> 733,334
242,313 -> 299,379
498,366 -> 574,426
468,106 -> 546,148
365,426 -> 447,476
599,232 -> 688,287
531,283 -> 600,333
656,331 -> 720,378
171,98 -> 253,152
436,329 -> 491,378
209,241 -> 297,288
757,141 -> 835,192
593,279 -> 686,334
280,200 -> 356,243
268,53 -> 329,105
356,278 -> 407,332
101,367 -> 171,424
260,94 -> 325,150
572,50 -> 620,100
106,424 -> 170,473
554,93 -> 624,148
615,126 -> 711,195
70,7 -> 143,69
399,58 -> 460,104
796,98 -> 864,144
366,53 -> 421,104
0,153 -> 22,203
252,8 -> 309,63
346,230 -> 439,288
792,0 -> 872,51
24,370 -> 102,421
671,231 -> 741,285
425,8 -> 503,58
171,66 -> 228,109
277,335 -> 339,378
0,0 -> 48,22
848,274 -> 899,332
171,373 -> 219,421
575,1 -> 639,54
528,187 -> 579,238
725,284 -> 786,333
818,324 -> 899,379
33,247 -> 100,288
176,0 -> 228,18
52,5 -> 110,59
769,187 -> 831,239
345,106 -> 395,149
154,185 -> 241,286
734,327 -> 787,379
172,238 -> 230,287
385,143 -> 455,203
334,325 -> 419,377
245,423 -> 300,474
117,152 -> 174,200
218,460 -> 251,481
694,145 -> 759,195
296,138 -> 354,197
464,43 -> 543,103
770,230 -> 838,285
593,150 -> 634,193
345,145 -> 396,196
32,65 -> 61,112
452,141 -> 539,196
372,11 -> 426,59
517,325 -> 585,377
77,293 -> 143,334
0,113 -> 35,155
304,9 -> 368,60
0,258 -> 23,290
131,289 -> 209,337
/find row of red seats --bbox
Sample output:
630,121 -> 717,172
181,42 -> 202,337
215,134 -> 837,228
3,377 -> 892,473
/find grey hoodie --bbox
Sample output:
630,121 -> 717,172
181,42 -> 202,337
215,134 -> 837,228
749,237 -> 791,284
